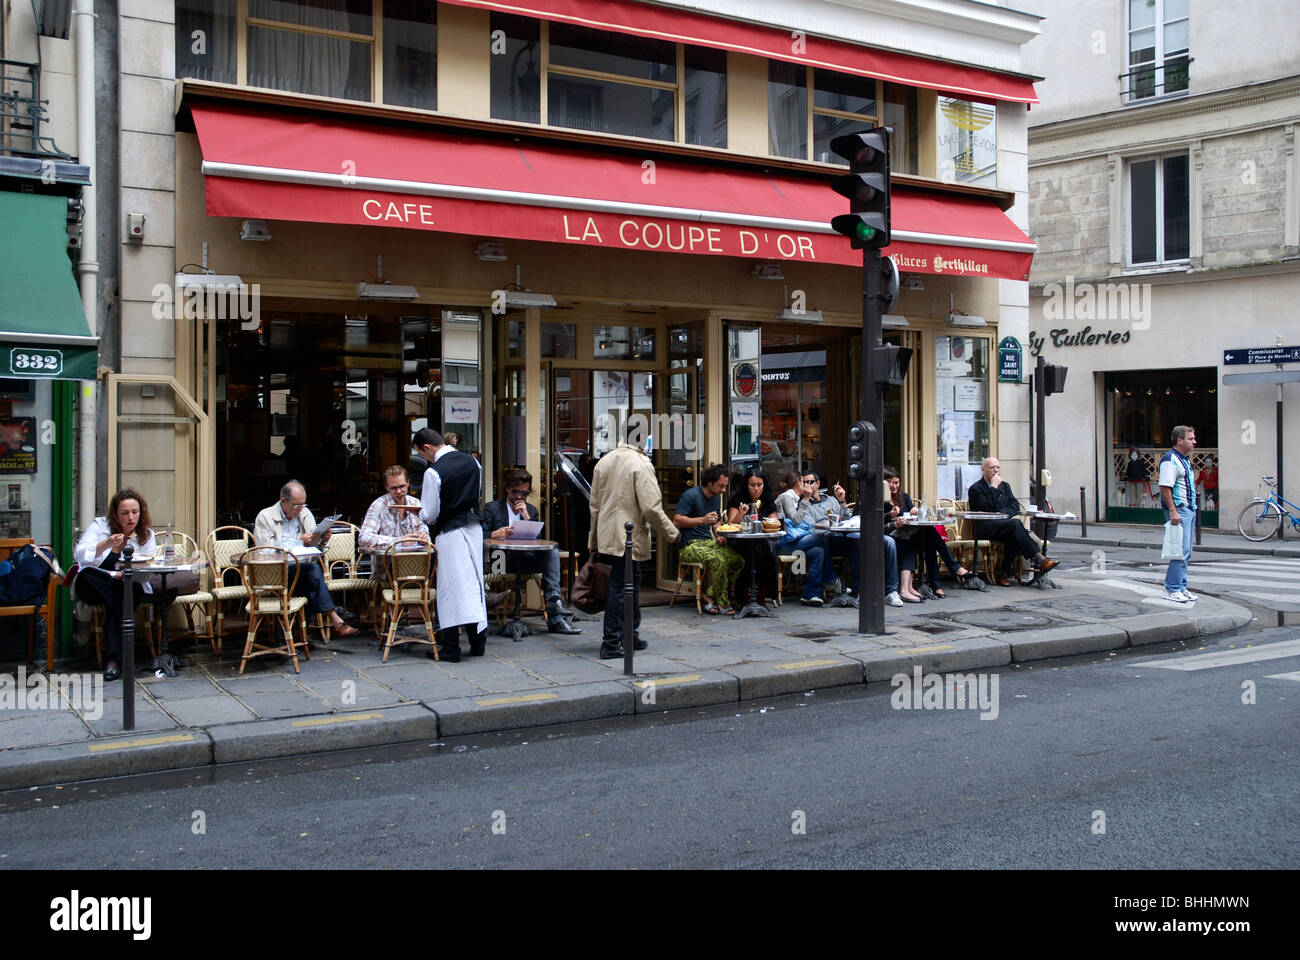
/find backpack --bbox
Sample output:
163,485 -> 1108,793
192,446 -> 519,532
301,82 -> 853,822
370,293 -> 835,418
0,544 -> 56,606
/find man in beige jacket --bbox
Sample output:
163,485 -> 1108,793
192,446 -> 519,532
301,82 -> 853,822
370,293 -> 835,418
589,440 -> 680,659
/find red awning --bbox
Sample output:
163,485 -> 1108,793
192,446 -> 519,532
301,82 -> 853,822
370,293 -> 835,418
193,105 -> 1035,281
441,0 -> 1038,104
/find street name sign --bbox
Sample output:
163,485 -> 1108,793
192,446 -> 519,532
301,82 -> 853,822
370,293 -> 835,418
1223,346 -> 1300,366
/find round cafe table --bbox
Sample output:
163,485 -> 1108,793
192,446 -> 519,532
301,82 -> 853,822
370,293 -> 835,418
109,554 -> 210,677
484,538 -> 556,640
821,523 -> 860,608
717,529 -> 782,619
951,511 -> 1006,589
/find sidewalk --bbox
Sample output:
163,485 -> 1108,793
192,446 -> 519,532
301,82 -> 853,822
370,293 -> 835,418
1055,520 -> 1300,557
0,565 -> 1255,789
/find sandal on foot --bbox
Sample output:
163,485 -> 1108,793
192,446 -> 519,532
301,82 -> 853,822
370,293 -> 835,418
332,623 -> 361,638
720,606 -> 736,616
703,601 -> 721,615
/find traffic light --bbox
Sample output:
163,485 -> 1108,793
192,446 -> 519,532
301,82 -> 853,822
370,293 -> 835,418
1043,363 -> 1068,395
871,344 -> 913,387
829,128 -> 892,249
881,255 -> 899,313
847,420 -> 878,481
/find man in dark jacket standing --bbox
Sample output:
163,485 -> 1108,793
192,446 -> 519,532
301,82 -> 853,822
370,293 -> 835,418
414,427 -> 487,662
482,467 -> 581,634
966,457 -> 1058,586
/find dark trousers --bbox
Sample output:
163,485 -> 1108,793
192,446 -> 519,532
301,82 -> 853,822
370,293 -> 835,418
736,540 -> 779,597
978,519 -> 1040,570
599,552 -> 640,650
290,559 -> 335,615
75,571 -> 147,660
909,527 -> 965,587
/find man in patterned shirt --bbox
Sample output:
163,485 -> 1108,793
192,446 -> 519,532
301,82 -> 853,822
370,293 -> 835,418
359,466 -> 430,577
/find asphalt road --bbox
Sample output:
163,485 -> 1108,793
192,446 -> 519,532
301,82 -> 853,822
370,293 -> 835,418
2,619 -> 1296,872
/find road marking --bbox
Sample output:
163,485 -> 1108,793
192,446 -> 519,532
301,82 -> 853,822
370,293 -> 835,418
475,692 -> 559,706
1135,639 -> 1300,671
892,644 -> 955,654
291,712 -> 385,727
774,659 -> 841,670
88,733 -> 196,752
632,675 -> 701,688
1265,671 -> 1300,682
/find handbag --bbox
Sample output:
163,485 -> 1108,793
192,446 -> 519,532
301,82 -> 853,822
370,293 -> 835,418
1160,521 -> 1184,560
570,558 -> 611,613
780,516 -> 814,545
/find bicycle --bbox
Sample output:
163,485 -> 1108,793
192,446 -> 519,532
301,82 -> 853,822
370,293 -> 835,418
1236,476 -> 1300,541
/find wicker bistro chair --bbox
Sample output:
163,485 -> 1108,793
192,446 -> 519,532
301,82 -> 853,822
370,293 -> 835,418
238,546 -> 310,674
945,500 -> 1001,581
205,526 -> 253,653
669,560 -> 707,614
170,531 -> 217,650
379,537 -> 436,661
88,595 -> 156,666
316,521 -> 381,641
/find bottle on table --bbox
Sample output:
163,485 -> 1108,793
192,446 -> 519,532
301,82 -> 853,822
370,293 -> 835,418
162,523 -> 176,562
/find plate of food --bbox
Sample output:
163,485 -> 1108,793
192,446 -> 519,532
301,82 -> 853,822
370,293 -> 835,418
762,519 -> 782,532
715,523 -> 741,533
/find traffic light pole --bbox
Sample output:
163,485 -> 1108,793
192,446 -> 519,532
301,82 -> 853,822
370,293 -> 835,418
858,247 -> 885,635
1034,354 -> 1046,509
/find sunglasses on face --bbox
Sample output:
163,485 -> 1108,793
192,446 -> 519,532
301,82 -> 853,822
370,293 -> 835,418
508,487 -> 531,497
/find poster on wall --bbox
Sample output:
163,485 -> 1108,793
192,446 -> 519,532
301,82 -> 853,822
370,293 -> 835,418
0,417 -> 37,474
953,381 -> 986,411
443,396 -> 480,424
732,402 -> 760,428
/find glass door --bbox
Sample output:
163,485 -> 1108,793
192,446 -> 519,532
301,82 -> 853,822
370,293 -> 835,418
934,332 -> 992,503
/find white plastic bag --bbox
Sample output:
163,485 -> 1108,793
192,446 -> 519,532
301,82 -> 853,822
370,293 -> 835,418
1161,521 -> 1183,561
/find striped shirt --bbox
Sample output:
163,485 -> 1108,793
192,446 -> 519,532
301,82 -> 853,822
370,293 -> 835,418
1158,449 -> 1197,510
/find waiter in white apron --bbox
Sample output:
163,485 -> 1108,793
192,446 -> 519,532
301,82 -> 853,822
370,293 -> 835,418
413,427 -> 487,662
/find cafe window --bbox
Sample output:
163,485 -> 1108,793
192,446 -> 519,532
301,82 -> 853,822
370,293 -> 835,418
547,23 -> 676,141
489,16 -> 727,148
937,97 -> 997,186
935,335 -> 992,502
770,66 -> 919,173
490,12 -> 541,124
177,0 -> 436,108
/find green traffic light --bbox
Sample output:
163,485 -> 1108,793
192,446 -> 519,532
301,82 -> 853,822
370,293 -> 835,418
854,221 -> 878,243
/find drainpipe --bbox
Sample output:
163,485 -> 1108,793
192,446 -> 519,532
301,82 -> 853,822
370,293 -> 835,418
74,0 -> 98,528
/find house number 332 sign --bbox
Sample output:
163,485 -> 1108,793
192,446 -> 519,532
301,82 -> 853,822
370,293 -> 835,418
5,348 -> 63,377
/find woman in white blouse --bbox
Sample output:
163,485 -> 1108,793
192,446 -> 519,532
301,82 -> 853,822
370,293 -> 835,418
74,488 -> 158,681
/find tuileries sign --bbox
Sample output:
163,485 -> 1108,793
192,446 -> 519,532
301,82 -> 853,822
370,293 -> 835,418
1028,326 -> 1132,357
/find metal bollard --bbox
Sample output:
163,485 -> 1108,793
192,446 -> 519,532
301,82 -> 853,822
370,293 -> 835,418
120,545 -> 136,731
1194,501 -> 1202,546
623,521 -> 635,676
1079,486 -> 1087,538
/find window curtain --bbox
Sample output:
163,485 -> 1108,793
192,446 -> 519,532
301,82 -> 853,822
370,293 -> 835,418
768,84 -> 805,159
248,0 -> 354,100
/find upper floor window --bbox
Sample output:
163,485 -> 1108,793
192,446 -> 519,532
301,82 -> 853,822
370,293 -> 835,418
1126,0 -> 1189,102
937,97 -> 996,186
489,15 -> 726,148
177,0 -> 435,109
769,65 -> 919,173
1129,153 -> 1189,265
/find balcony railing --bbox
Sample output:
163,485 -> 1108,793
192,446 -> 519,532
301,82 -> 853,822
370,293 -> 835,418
1,58 -> 72,159
1120,55 -> 1192,105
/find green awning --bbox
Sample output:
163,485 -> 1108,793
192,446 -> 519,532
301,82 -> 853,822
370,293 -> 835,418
0,191 -> 98,380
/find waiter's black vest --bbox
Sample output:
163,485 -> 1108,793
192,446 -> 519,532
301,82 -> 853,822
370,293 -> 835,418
430,449 -> 481,536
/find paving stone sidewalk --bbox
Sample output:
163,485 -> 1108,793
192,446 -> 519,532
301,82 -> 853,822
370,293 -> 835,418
0,564 -> 1254,788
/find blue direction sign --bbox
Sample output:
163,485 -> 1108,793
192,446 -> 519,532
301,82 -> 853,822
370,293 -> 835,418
1223,345 -> 1300,366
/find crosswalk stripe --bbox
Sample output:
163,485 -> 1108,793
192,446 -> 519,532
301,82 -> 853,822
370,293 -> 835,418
1265,671 -> 1300,682
1135,639 -> 1300,671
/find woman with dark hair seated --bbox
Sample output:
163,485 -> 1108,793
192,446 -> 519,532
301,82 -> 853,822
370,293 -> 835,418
726,467 -> 780,607
73,488 -> 163,680
884,466 -> 971,601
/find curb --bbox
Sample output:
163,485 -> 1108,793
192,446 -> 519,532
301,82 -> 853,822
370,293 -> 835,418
0,601 -> 1257,790
1056,535 -> 1300,557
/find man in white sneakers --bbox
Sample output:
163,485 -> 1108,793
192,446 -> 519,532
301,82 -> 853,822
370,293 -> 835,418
1159,425 -> 1198,603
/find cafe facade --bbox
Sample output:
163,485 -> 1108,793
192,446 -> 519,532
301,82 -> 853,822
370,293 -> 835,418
104,0 -> 1041,588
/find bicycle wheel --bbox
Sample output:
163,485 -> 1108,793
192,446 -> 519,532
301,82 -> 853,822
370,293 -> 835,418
1237,499 -> 1282,541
